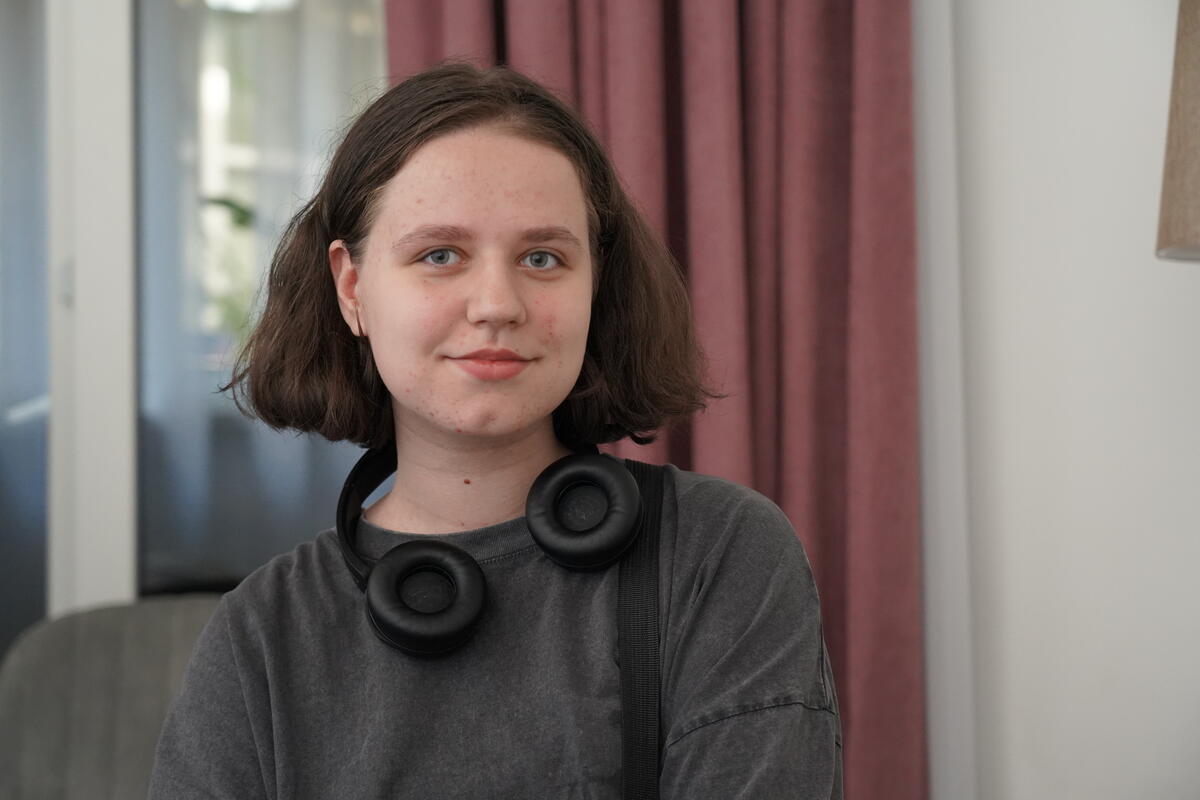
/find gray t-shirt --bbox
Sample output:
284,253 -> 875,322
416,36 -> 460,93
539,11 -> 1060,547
149,465 -> 843,799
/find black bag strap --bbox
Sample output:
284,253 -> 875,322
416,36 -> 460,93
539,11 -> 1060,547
618,459 -> 665,800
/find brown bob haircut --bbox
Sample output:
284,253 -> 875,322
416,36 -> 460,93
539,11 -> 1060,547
225,61 -> 714,450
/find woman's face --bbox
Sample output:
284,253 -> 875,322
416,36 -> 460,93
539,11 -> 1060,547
331,125 -> 594,447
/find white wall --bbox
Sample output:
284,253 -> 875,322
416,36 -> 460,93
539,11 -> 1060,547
914,0 -> 978,795
942,1 -> 1200,797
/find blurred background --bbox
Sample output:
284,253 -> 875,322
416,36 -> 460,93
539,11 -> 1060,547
2,1 -> 1199,799
135,0 -> 384,594
3,0 -> 386,626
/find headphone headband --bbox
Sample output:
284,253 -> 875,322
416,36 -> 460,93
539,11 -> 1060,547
335,445 -> 398,589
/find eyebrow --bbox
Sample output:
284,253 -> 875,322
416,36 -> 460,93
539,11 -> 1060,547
391,224 -> 584,251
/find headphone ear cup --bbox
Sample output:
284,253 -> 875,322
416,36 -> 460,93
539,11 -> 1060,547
365,540 -> 487,656
526,453 -> 641,570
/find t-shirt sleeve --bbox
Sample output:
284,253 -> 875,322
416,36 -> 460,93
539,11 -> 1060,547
148,597 -> 271,800
659,476 -> 843,799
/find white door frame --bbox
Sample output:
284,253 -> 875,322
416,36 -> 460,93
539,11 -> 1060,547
46,0 -> 138,617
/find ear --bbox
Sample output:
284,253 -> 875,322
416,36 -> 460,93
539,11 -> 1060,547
329,239 -> 365,337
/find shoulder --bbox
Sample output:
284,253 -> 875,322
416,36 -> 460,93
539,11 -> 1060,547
217,530 -> 355,643
667,465 -> 793,527
652,465 -> 835,745
662,465 -> 813,584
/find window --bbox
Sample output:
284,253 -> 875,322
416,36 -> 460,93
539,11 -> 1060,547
137,0 -> 386,591
0,0 -> 48,656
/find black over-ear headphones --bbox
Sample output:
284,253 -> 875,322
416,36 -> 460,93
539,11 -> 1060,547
336,445 -> 642,657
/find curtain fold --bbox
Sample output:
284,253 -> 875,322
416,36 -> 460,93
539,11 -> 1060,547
383,2 -> 926,795
845,0 -> 926,791
679,0 -> 755,485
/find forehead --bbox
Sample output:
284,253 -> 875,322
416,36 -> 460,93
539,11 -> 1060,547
374,126 -> 589,235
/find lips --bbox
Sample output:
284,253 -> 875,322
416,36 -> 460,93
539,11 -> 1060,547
449,349 -> 533,381
457,348 -> 529,361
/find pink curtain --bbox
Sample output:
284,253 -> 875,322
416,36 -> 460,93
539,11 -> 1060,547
385,2 -> 926,796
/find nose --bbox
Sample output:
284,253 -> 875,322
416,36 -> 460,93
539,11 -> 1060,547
465,255 -> 527,328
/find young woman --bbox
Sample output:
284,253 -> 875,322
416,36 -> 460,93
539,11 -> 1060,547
150,62 -> 843,799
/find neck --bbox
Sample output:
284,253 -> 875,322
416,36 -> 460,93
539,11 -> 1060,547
363,419 -> 573,534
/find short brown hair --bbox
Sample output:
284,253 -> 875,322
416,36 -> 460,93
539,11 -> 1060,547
224,62 -> 714,449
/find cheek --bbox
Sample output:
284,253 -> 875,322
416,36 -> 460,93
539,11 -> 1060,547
536,309 -> 583,351
383,289 -> 450,343
543,308 -> 591,372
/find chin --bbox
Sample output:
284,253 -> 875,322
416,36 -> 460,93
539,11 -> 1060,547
445,408 -> 558,441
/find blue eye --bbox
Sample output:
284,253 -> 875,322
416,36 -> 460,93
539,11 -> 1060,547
521,251 -> 562,270
421,248 -> 461,267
